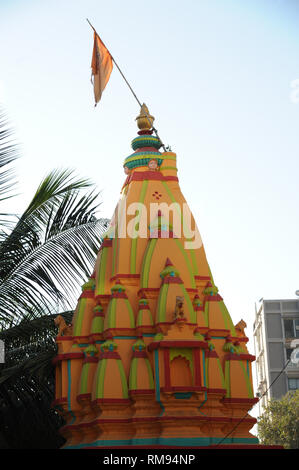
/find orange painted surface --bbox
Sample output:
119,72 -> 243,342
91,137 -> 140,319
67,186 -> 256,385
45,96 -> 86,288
53,108 -> 259,448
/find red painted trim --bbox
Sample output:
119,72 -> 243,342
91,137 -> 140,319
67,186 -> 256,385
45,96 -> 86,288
148,340 -> 208,351
205,350 -> 219,358
130,416 -> 157,423
158,414 -> 256,424
138,288 -> 160,295
84,418 -> 132,427
101,239 -> 112,248
60,414 -> 259,433
93,312 -> 104,318
237,337 -> 249,343
130,171 -> 178,183
138,304 -> 150,310
224,353 -> 256,362
51,397 -> 67,407
99,351 -> 120,360
110,274 -> 140,281
129,389 -> 155,395
79,290 -> 95,299
164,176 -> 179,182
83,357 -> 99,364
103,328 -> 136,337
71,335 -> 90,342
162,276 -> 183,284
156,321 -> 197,328
136,325 -> 155,332
134,146 -> 160,153
111,292 -> 127,299
164,349 -> 171,388
150,230 -> 175,239
88,333 -> 103,342
55,335 -> 73,341
173,317 -> 188,325
161,386 -> 207,393
186,288 -> 199,293
207,388 -> 226,395
132,351 -> 148,358
138,130 -> 153,135
222,398 -> 259,405
52,352 -> 84,364
77,393 -> 92,401
95,294 -> 111,302
205,294 -> 223,302
91,398 -> 131,405
193,349 -> 201,386
207,329 -> 230,336
195,275 -> 211,281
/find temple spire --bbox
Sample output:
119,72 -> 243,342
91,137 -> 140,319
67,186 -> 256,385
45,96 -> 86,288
135,103 -> 155,131
53,105 -> 259,449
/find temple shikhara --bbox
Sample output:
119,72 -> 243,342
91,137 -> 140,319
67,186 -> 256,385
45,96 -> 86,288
53,105 -> 259,448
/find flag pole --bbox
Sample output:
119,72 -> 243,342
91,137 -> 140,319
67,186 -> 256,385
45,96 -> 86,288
86,18 -> 167,152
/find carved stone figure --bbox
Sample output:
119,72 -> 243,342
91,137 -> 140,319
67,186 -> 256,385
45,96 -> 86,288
54,315 -> 73,337
174,296 -> 184,320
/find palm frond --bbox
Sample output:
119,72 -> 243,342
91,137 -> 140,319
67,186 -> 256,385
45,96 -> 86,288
0,311 -> 73,448
0,166 -> 109,324
0,168 -> 94,260
0,107 -> 19,227
0,107 -> 110,448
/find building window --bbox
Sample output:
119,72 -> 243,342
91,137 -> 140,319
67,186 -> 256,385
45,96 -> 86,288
283,319 -> 299,338
288,378 -> 299,390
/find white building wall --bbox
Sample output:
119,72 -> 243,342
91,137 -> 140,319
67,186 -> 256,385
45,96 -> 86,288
253,298 -> 299,416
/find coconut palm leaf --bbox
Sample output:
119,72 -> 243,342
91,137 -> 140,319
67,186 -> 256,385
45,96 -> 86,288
0,108 -> 19,228
0,310 -> 74,448
0,107 -> 110,448
0,168 -> 109,325
0,311 -> 73,384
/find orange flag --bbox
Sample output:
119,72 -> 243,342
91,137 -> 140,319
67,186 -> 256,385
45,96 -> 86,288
91,32 -> 113,105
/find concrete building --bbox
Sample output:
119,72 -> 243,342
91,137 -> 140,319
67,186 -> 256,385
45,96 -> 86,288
253,298 -> 299,414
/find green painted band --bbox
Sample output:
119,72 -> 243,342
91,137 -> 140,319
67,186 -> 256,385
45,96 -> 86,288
95,359 -> 107,399
130,180 -> 148,274
157,283 -> 169,323
161,181 -> 199,276
80,362 -> 90,394
117,359 -> 129,398
73,298 -> 87,336
141,238 -> 157,288
98,246 -> 108,295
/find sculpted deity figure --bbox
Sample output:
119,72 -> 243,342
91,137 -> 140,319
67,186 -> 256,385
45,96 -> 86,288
148,159 -> 158,171
174,296 -> 184,320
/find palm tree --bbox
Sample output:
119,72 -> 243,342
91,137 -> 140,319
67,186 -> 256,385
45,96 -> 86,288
0,107 -> 109,448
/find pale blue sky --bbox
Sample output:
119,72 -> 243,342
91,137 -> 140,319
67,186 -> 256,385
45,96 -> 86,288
1,0 -> 299,356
